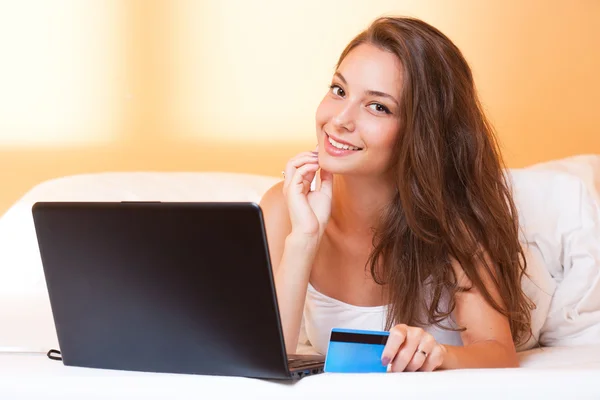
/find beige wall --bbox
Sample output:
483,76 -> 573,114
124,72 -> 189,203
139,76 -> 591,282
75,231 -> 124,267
1,0 -> 599,216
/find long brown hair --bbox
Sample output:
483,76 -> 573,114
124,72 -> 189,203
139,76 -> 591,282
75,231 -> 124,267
337,17 -> 533,345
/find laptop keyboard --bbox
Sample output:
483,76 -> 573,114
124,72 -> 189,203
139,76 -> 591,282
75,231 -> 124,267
287,357 -> 323,369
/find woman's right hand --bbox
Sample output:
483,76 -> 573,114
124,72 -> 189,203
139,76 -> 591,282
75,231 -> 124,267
282,147 -> 333,242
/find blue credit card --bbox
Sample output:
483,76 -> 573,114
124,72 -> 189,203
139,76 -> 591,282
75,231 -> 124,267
324,328 -> 389,373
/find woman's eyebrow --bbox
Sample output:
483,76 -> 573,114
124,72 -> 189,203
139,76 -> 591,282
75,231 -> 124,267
366,90 -> 399,107
334,71 -> 347,84
334,71 -> 399,107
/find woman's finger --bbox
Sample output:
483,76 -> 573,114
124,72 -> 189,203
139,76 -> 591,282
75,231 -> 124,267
404,333 -> 436,372
287,151 -> 319,170
289,163 -> 319,197
390,327 -> 422,372
282,153 -> 319,193
418,344 -> 446,372
380,324 -> 408,367
317,168 -> 333,198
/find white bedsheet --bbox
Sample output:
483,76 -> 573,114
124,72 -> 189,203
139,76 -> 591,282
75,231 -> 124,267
1,345 -> 600,400
1,293 -> 600,399
2,157 -> 600,399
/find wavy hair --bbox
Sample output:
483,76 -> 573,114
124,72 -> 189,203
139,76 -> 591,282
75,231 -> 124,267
337,17 -> 534,345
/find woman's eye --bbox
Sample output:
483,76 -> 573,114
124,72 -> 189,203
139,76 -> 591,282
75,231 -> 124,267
330,85 -> 345,97
368,103 -> 391,114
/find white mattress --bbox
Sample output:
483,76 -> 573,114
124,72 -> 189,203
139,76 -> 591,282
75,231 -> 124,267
1,293 -> 600,400
1,346 -> 600,399
1,160 -> 599,399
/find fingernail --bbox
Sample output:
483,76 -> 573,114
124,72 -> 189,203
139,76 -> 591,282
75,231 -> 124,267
381,356 -> 390,366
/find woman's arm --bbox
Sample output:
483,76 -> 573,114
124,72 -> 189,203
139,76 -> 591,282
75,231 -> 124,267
260,167 -> 332,354
380,253 -> 520,372
274,233 -> 320,354
440,255 -> 519,369
261,182 -> 314,353
261,148 -> 333,354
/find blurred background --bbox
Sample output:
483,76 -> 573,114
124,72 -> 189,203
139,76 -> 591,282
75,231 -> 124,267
1,0 -> 599,216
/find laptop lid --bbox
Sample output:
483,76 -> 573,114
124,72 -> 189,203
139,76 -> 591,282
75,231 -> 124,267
32,201 -> 296,379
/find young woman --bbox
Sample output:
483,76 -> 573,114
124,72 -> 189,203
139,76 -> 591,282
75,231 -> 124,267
260,16 -> 533,372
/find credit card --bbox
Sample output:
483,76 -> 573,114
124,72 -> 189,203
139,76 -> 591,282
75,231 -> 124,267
324,328 -> 389,373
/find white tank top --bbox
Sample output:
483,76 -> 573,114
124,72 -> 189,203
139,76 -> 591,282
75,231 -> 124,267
299,176 -> 463,354
299,282 -> 464,355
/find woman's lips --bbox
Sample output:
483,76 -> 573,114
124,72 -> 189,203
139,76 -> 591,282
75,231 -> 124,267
324,133 -> 362,157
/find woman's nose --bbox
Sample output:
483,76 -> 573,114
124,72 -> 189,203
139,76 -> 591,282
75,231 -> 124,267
331,103 -> 356,133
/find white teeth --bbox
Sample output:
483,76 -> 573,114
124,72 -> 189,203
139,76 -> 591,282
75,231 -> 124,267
328,135 -> 360,151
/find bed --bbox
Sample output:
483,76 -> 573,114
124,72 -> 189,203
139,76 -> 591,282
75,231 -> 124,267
1,155 -> 600,399
0,344 -> 599,399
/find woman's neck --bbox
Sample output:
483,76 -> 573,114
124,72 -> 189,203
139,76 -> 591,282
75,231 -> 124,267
329,173 -> 397,236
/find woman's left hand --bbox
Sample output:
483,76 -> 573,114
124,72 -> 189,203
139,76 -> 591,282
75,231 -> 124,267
381,324 -> 447,372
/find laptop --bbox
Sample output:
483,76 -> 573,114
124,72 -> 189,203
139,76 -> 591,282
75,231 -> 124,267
31,201 -> 325,380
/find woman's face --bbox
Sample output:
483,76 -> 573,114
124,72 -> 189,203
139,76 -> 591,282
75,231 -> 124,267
316,43 -> 403,176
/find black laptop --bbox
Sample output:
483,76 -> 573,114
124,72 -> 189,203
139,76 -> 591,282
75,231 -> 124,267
31,201 -> 324,380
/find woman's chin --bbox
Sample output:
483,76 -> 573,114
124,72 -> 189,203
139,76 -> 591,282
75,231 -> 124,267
318,157 -> 359,175
319,156 -> 389,178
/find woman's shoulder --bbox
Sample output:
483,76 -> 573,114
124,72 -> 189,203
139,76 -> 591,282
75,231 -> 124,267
259,182 -> 291,262
260,181 -> 286,215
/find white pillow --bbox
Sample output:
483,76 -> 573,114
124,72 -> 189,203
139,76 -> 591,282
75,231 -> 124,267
528,154 -> 600,207
0,172 -> 280,294
506,169 -> 558,351
1,155 -> 599,349
541,183 -> 600,346
509,155 -> 600,348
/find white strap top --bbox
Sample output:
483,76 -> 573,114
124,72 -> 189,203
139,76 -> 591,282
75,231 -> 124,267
298,175 -> 464,354
299,282 -> 464,355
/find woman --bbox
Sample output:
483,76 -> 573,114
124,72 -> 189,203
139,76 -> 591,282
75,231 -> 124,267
260,16 -> 533,372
